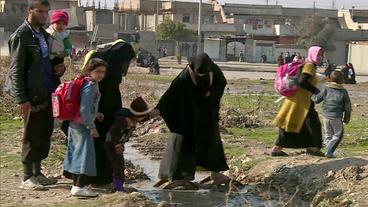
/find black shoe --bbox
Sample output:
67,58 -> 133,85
271,151 -> 289,156
306,149 -> 325,157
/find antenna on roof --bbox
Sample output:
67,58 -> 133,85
332,0 -> 336,9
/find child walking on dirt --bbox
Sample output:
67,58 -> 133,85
312,71 -> 352,158
105,97 -> 153,191
63,58 -> 106,197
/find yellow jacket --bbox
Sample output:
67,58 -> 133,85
273,63 -> 318,133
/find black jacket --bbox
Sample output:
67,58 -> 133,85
4,21 -> 56,104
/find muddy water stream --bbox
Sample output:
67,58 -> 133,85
124,143 -> 285,207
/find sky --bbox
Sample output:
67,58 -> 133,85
90,0 -> 368,9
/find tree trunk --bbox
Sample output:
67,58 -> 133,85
175,41 -> 181,65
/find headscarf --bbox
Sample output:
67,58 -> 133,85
306,46 -> 322,64
188,53 -> 214,95
82,39 -> 135,79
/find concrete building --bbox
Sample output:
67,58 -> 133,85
2,0 -> 77,13
0,0 -> 79,32
338,9 -> 368,31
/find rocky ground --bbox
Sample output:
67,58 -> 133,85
1,57 -> 367,206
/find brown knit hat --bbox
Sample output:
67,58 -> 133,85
129,97 -> 152,117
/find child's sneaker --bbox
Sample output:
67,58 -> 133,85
34,174 -> 57,185
325,152 -> 336,158
19,177 -> 47,190
71,186 -> 98,197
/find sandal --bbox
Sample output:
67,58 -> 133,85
153,179 -> 168,188
199,176 -> 212,184
202,174 -> 231,186
162,180 -> 199,190
271,150 -> 289,156
212,176 -> 231,186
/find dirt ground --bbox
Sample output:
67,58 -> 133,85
1,57 -> 367,206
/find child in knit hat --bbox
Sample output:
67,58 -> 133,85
46,10 -> 72,66
104,97 -> 153,192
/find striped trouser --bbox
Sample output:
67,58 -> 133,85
323,118 -> 344,153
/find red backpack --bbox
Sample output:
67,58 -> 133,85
52,76 -> 89,120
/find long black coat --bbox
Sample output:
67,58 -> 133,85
90,41 -> 135,184
157,61 -> 229,181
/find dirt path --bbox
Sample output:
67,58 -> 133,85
1,61 -> 367,206
0,126 -> 157,207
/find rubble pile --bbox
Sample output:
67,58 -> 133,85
220,108 -> 262,128
124,159 -> 150,180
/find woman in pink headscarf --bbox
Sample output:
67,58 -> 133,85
271,46 -> 324,156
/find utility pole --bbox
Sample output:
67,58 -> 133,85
312,1 -> 315,35
266,0 -> 269,6
276,0 -> 278,6
331,0 -> 336,9
156,0 -> 159,56
352,6 -> 355,20
156,0 -> 159,30
197,0 -> 202,55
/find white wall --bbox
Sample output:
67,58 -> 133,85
348,42 -> 368,75
204,39 -> 220,59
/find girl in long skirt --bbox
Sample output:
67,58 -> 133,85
63,58 -> 106,197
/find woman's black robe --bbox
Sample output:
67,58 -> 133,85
91,42 -> 135,184
156,60 -> 229,181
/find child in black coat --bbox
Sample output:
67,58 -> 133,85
104,97 -> 152,191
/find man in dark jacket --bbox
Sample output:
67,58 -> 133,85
4,0 -> 63,190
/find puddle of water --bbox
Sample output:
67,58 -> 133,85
124,143 -> 209,185
124,143 -> 272,206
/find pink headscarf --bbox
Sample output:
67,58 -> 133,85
306,46 -> 322,64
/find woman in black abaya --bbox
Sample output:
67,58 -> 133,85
152,53 -> 230,189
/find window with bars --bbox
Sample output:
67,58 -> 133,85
182,14 -> 190,23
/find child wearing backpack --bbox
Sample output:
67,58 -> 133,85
312,71 -> 352,158
62,58 -> 106,197
104,97 -> 153,192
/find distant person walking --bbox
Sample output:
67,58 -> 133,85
4,0 -> 62,190
272,46 -> 324,157
261,53 -> 267,63
163,46 -> 168,57
277,52 -> 284,66
239,50 -> 245,62
324,60 -> 334,78
346,63 -> 357,84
